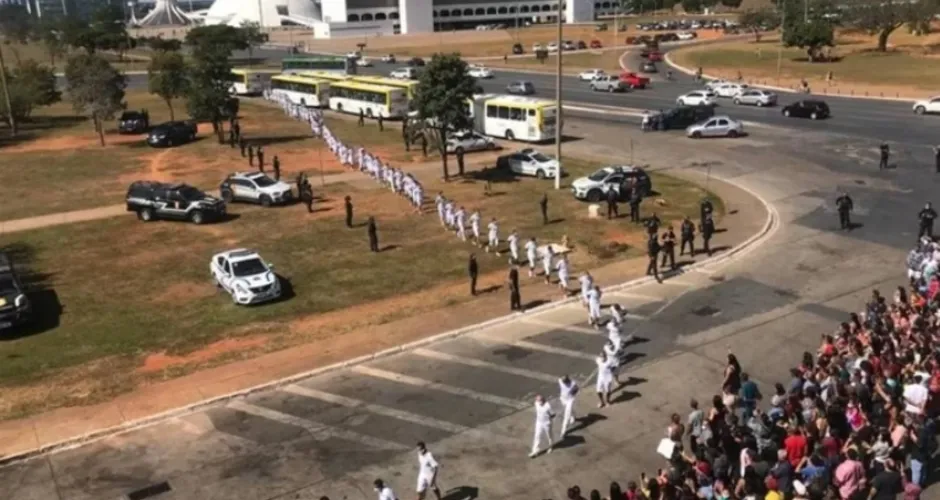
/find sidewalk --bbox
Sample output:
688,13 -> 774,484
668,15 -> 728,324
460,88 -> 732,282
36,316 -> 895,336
0,166 -> 768,462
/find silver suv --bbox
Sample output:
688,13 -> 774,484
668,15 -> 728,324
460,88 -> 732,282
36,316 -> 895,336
590,75 -> 627,93
507,81 -> 535,95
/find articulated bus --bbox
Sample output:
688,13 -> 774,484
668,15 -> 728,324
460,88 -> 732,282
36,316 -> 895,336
349,75 -> 419,101
270,74 -> 331,108
328,81 -> 409,119
228,69 -> 266,96
282,55 -> 356,75
469,95 -> 557,142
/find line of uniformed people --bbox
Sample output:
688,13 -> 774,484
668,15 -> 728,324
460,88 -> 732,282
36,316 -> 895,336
644,199 -> 716,282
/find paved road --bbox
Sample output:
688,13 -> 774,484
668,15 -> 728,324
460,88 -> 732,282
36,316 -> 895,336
2,119 -> 931,499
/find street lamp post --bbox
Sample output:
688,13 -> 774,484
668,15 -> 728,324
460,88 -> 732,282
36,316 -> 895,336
554,0 -> 563,191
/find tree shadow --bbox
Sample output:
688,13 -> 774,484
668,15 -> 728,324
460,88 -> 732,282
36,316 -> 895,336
466,166 -> 521,184
0,243 -> 61,340
0,115 -> 88,150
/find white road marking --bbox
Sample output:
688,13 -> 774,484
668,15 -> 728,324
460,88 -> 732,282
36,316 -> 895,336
522,317 -> 601,335
228,400 -> 409,451
351,365 -> 529,410
413,348 -> 558,383
660,278 -> 698,287
282,384 -> 468,434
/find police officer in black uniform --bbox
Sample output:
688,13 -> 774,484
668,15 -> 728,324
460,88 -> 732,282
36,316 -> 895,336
247,145 -> 255,167
272,155 -> 281,180
701,214 -> 715,256
629,184 -> 642,223
358,109 -> 365,127
540,193 -> 549,225
836,192 -> 854,231
879,142 -> 890,170
295,172 -> 306,197
661,226 -> 677,270
232,119 -> 241,142
468,253 -> 479,296
918,202 -> 937,240
344,195 -> 354,228
300,182 -> 314,213
646,233 -> 661,282
456,148 -> 466,176
367,216 -> 379,252
257,146 -> 265,172
934,145 -> 940,173
606,187 -> 619,219
420,135 -> 428,157
700,197 -> 714,229
239,137 -> 247,157
402,120 -> 411,152
508,264 -> 522,311
228,128 -> 236,148
680,216 -> 696,256
645,212 -> 661,238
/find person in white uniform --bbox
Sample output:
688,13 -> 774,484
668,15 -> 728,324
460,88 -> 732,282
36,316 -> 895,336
373,479 -> 397,500
579,272 -> 594,308
603,339 -> 622,386
530,394 -> 555,457
415,441 -> 442,500
609,303 -> 625,326
444,202 -> 455,230
555,254 -> 569,294
455,207 -> 466,241
542,245 -> 554,284
587,285 -> 603,328
558,375 -> 579,437
469,210 -> 481,246
486,218 -> 499,253
595,351 -> 614,408
525,237 -> 538,277
507,230 -> 520,264
606,319 -> 622,350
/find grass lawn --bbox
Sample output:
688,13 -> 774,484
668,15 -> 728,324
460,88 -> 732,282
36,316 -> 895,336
0,41 -> 149,73
670,28 -> 940,93
0,150 -> 720,418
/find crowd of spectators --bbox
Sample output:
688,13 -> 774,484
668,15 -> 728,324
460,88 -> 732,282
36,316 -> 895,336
561,240 -> 939,500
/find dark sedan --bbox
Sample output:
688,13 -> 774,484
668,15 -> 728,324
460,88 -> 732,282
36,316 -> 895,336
0,252 -> 30,329
782,100 -> 830,120
118,110 -> 150,134
147,121 -> 198,148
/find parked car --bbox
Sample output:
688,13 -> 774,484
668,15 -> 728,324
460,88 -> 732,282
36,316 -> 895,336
576,40 -> 588,50
0,252 -> 31,329
651,105 -> 715,131
686,115 -> 744,138
408,57 -> 425,67
546,42 -> 559,52
676,90 -> 716,107
381,54 -> 396,63
647,51 -> 663,62
733,89 -> 777,107
219,172 -> 293,206
640,61 -> 658,73
590,75 -> 627,92
782,100 -> 830,120
562,40 -> 577,51
506,81 -> 535,95
619,72 -> 650,89
446,130 -> 497,154
210,249 -> 282,305
676,31 -> 697,40
469,66 -> 494,79
590,40 -> 603,48
118,110 -> 150,134
571,165 -> 652,202
713,82 -> 749,98
512,43 -> 524,54
912,95 -> 940,115
579,69 -> 606,81
496,149 -> 561,179
126,181 -> 226,224
390,67 -> 419,79
147,121 -> 197,148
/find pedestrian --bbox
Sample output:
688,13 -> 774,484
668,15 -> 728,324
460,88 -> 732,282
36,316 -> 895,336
301,183 -> 314,213
468,253 -> 479,296
373,479 -> 396,500
879,142 -> 890,170
368,216 -> 379,253
555,254 -> 569,295
272,155 -> 281,180
680,216 -> 696,256
415,442 -> 442,500
228,128 -> 236,148
248,144 -> 255,167
542,245 -> 554,285
421,135 -> 428,158
377,113 -> 384,132
232,119 -> 241,141
629,186 -> 642,223
700,197 -> 714,228
525,237 -> 538,278
239,137 -> 247,157
587,285 -> 602,328
344,195 -> 354,228
539,192 -> 549,224
701,214 -> 715,256
687,399 -> 704,455
918,202 -> 937,240
603,339 -> 622,385
595,351 -> 614,408
579,272 -> 593,307
558,375 -> 579,437
403,121 -> 411,152
358,108 -> 365,127
661,226 -> 677,270
456,148 -> 465,175
646,234 -> 661,282
508,264 -> 522,311
836,192 -> 854,231
507,229 -> 520,264
257,146 -> 265,172
606,187 -> 619,219
935,145 -> 940,173
486,218 -> 499,253
529,394 -> 555,458
295,172 -> 306,198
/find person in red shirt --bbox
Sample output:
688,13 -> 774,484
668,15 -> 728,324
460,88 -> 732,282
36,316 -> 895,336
784,426 -> 808,468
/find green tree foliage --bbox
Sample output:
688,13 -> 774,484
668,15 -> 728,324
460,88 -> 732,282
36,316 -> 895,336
32,18 -> 68,67
0,60 -> 61,129
412,53 -> 481,180
739,8 -> 780,41
145,37 -> 183,52
0,4 -> 35,63
148,51 -> 188,121
782,18 -> 834,61
239,21 -> 269,64
184,26 -> 247,142
64,53 -> 127,146
721,0 -> 743,8
185,25 -> 249,54
841,0 -> 939,51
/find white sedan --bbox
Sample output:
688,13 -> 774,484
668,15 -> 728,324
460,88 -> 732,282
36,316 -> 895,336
469,66 -> 494,79
380,54 -> 396,63
713,82 -> 749,98
676,90 -> 717,107
496,148 -> 561,179
210,249 -> 281,305
579,69 -> 606,81
913,95 -> 940,115
446,130 -> 497,154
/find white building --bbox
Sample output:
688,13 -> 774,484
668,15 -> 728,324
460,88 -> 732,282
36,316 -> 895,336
202,0 -> 595,39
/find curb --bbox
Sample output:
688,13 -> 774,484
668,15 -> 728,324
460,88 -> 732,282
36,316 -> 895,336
0,171 -> 777,468
663,50 -> 920,104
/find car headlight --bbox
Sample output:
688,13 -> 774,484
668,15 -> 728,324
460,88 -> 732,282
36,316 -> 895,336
14,294 -> 28,310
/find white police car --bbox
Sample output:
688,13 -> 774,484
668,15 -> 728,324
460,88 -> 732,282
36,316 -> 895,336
219,172 -> 293,207
570,165 -> 652,202
211,249 -> 281,305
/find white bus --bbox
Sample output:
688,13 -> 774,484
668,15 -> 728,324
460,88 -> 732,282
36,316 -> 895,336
228,69 -> 265,96
470,95 -> 557,142
270,74 -> 331,108
328,81 -> 409,119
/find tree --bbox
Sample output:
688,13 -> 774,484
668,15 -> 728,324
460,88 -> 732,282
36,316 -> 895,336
148,38 -> 183,52
0,4 -> 35,64
240,21 -> 268,64
739,8 -> 780,41
184,26 -> 247,142
681,0 -> 704,14
148,51 -> 188,121
64,53 -> 126,146
841,0 -> 939,51
782,18 -> 834,61
412,53 -> 481,181
1,59 -> 61,132
33,19 -> 68,67
185,25 -> 249,54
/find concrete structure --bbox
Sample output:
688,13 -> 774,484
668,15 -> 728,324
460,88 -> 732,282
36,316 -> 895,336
137,0 -> 193,25
203,0 -> 594,38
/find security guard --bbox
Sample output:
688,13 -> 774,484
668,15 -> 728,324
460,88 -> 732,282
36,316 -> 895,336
539,193 -> 549,225
918,202 -> 937,240
456,148 -> 466,175
661,226 -> 677,270
300,182 -> 314,213
295,172 -> 306,198
344,195 -> 354,228
247,145 -> 255,167
701,214 -> 715,256
272,155 -> 281,180
879,142 -> 890,170
508,264 -> 522,311
645,213 -> 661,238
646,233 -> 661,282
629,184 -> 642,223
606,187 -> 619,219
257,146 -> 265,172
835,192 -> 854,231
367,216 -> 379,253
680,216 -> 696,256
699,197 -> 714,228
239,137 -> 247,157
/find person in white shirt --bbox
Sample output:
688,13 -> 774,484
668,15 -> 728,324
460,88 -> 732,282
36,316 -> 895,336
903,375 -> 929,415
525,238 -> 538,277
603,340 -> 622,385
415,441 -> 442,500
542,246 -> 554,285
596,351 -> 614,408
587,285 -> 602,328
555,255 -> 569,294
455,207 -> 466,241
558,375 -> 579,437
373,479 -> 397,500
530,394 -> 555,457
486,218 -> 499,253
508,230 -> 520,264
609,303 -> 625,326
469,210 -> 481,246
579,272 -> 593,308
444,202 -> 454,229
606,319 -> 623,350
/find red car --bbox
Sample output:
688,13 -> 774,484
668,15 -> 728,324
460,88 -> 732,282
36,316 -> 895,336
590,39 -> 602,49
647,51 -> 663,62
619,71 -> 650,89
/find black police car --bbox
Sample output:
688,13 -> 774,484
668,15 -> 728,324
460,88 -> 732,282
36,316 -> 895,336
126,181 -> 226,224
0,252 -> 30,329
782,100 -> 830,120
512,43 -> 524,54
652,105 -> 715,130
118,110 -> 150,134
147,121 -> 198,148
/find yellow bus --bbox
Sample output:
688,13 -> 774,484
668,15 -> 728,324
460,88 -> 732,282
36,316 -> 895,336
470,95 -> 557,142
297,71 -> 351,83
328,81 -> 409,119
350,75 -> 419,101
270,74 -> 331,108
228,68 -> 266,95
